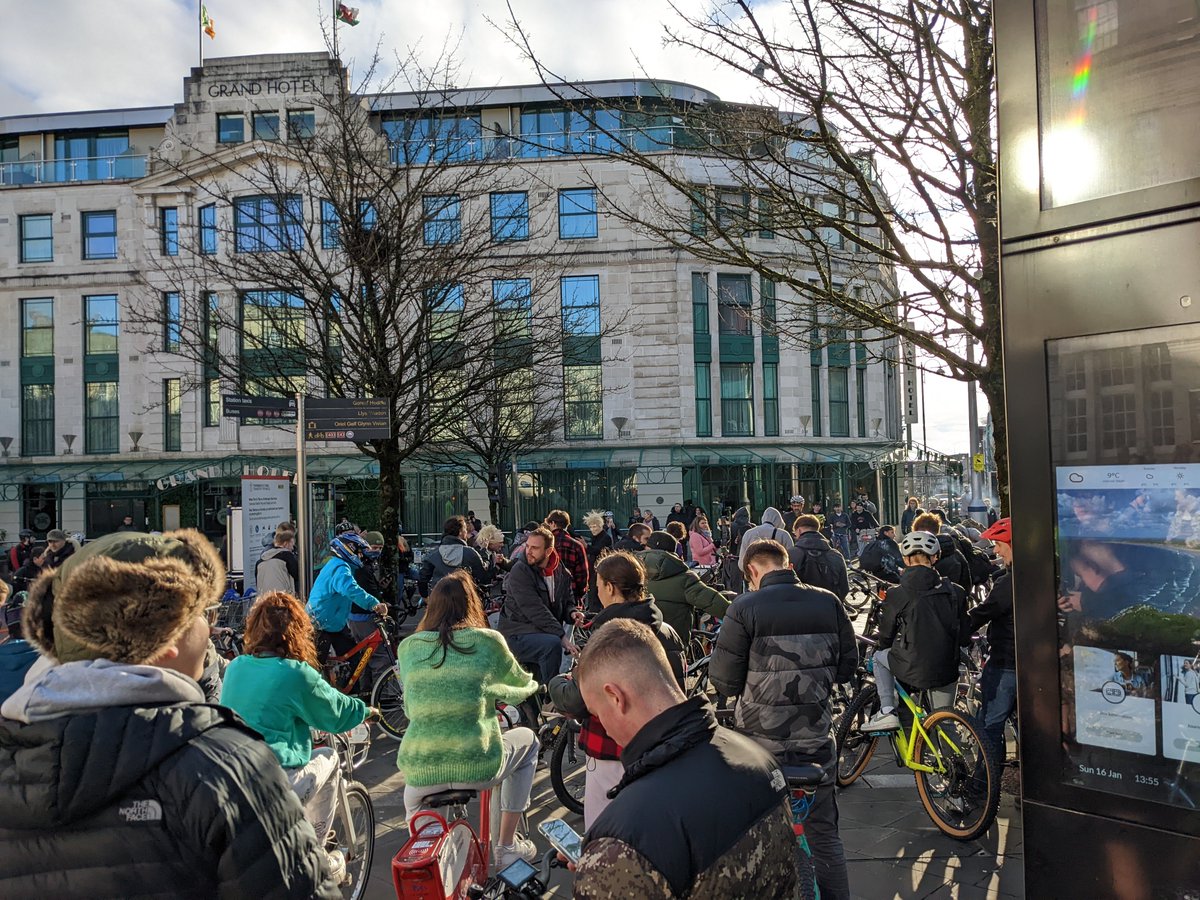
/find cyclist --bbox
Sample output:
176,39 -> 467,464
549,551 -> 686,828
0,583 -> 38,704
911,511 -> 972,592
12,543 -> 48,594
865,530 -> 971,732
349,530 -> 390,689
221,590 -> 373,885
641,531 -> 730,644
396,571 -> 541,870
497,526 -> 580,684
857,525 -> 904,584
307,532 -> 387,660
0,530 -> 337,898
710,538 -> 857,900
417,515 -> 492,598
572,619 -> 800,898
971,518 -> 1016,762
789,514 -> 850,600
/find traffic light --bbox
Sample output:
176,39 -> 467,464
487,472 -> 503,504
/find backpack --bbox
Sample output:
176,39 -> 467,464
255,548 -> 295,595
795,548 -> 840,596
426,545 -> 473,594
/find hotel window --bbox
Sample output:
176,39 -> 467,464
558,188 -> 597,239
320,200 -> 340,249
217,113 -> 244,144
252,111 -> 280,142
689,187 -> 708,237
1149,389 -> 1175,447
810,304 -> 823,437
160,207 -> 179,256
855,331 -> 868,437
692,273 -> 710,335
1100,392 -> 1136,451
84,295 -> 119,354
199,204 -> 218,254
493,278 -> 532,340
716,189 -> 749,233
234,195 -> 303,252
1065,397 -> 1088,453
288,109 -> 315,141
561,276 -> 600,336
695,364 -> 712,437
1143,343 -> 1171,382
491,192 -> 529,242
85,382 -> 119,454
204,292 -> 220,427
21,299 -> 54,357
242,290 -> 305,352
423,195 -> 461,245
829,367 -> 850,437
720,363 -> 754,437
1061,353 -> 1086,391
564,365 -> 603,439
22,386 -> 55,457
82,210 -> 118,260
426,283 -> 465,343
163,292 -> 182,353
1097,347 -> 1134,388
758,198 -> 775,239
163,379 -> 182,452
716,273 -> 752,336
763,362 -> 779,437
20,214 -> 53,263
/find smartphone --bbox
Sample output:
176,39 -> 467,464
496,857 -> 538,888
538,817 -> 584,864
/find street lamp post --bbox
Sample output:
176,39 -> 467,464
966,338 -> 986,521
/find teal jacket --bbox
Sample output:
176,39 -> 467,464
220,654 -> 368,769
306,555 -> 379,632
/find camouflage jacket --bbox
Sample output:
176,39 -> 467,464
709,568 -> 858,781
572,697 -> 799,898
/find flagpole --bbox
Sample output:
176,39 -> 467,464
332,0 -> 339,62
198,1 -> 203,68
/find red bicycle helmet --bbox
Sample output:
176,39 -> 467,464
980,517 -> 1012,544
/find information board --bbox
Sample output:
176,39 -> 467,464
1048,326 -> 1200,809
240,476 -> 292,591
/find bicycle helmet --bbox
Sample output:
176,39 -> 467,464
898,531 -> 940,558
790,495 -> 805,504
330,532 -> 370,568
334,519 -> 359,536
18,529 -> 33,539
980,517 -> 1012,545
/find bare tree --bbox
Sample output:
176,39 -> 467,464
504,0 -> 1005,508
131,39 -> 621,560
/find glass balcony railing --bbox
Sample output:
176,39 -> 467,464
0,154 -> 148,186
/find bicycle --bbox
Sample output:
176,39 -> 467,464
311,729 -> 376,900
321,614 -> 408,741
834,638 -> 1001,840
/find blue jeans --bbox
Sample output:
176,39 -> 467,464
504,631 -> 563,684
832,532 -> 850,558
979,664 -> 1017,762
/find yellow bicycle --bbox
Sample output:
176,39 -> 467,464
835,653 -> 1001,841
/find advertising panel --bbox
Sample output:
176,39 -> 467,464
1049,326 -> 1200,809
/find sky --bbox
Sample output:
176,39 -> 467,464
0,0 -> 981,453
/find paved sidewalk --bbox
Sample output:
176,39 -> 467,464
355,737 -> 1022,899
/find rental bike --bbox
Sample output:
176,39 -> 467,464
311,729 -> 376,900
321,614 -> 408,740
835,637 -> 1001,840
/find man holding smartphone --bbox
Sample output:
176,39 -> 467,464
570,619 -> 799,898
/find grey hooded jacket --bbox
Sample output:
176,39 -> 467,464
736,506 -> 796,567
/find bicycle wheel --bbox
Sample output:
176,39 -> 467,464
685,657 -> 710,697
834,684 -> 880,787
911,709 -> 1001,841
549,722 -> 586,816
370,668 -> 408,740
336,782 -> 375,900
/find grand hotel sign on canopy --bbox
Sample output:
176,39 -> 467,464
155,460 -> 294,492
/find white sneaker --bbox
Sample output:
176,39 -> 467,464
495,836 -> 538,869
326,849 -> 348,885
863,709 -> 900,731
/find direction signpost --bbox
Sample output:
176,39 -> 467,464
222,394 -> 297,422
303,397 -> 391,442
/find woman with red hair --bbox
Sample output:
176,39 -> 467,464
221,590 -> 371,881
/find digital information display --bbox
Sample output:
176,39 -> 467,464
1049,328 -> 1200,809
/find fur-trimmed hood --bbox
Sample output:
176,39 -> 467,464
24,529 -> 225,665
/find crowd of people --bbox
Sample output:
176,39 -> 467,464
0,489 -> 1014,899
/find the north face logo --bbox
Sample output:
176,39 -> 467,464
769,769 -> 786,792
118,799 -> 163,822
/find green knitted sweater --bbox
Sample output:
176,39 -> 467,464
395,628 -> 538,787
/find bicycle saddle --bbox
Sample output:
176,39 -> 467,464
421,789 -> 478,808
781,764 -> 825,787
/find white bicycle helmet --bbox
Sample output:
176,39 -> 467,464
898,531 -> 940,557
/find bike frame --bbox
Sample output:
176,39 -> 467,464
326,625 -> 395,693
878,683 -> 959,775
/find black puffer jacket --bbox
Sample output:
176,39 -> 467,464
788,530 -> 850,600
968,571 -> 1014,669
709,568 -> 857,780
573,697 -> 799,900
878,564 -> 970,688
934,533 -> 972,592
0,696 -> 337,898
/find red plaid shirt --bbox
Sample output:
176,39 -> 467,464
553,529 -> 590,602
579,714 -> 622,761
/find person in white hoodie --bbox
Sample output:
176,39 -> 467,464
736,506 -> 795,570
0,530 -> 338,899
